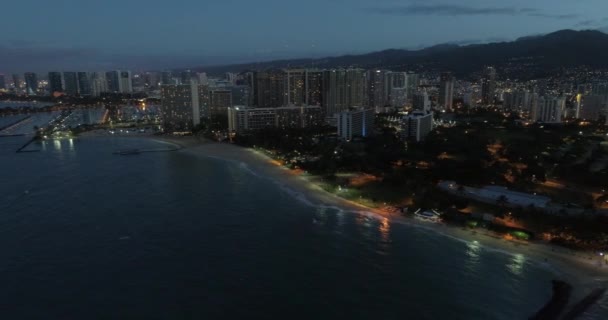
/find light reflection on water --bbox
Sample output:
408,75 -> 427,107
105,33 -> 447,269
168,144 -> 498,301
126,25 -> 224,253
465,240 -> 481,272
507,253 -> 526,276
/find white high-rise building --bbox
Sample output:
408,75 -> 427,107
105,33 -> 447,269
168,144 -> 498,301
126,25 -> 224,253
337,108 -> 374,140
401,111 -> 433,142
533,96 -> 565,123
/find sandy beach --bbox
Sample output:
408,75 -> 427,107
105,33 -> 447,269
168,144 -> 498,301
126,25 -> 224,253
121,134 -> 608,310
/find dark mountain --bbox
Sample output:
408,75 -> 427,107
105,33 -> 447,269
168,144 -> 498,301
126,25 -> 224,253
197,29 -> 608,77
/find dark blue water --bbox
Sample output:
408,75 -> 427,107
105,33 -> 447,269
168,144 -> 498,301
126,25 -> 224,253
0,136 -> 563,319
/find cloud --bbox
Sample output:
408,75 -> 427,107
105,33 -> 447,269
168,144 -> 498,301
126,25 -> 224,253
575,19 -> 597,27
368,4 -> 578,19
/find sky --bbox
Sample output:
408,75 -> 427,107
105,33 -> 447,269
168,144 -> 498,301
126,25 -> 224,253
1,0 -> 607,73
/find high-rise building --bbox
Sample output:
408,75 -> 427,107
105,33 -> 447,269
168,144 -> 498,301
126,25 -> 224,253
0,74 -> 6,90
180,70 -> 193,84
533,96 -> 565,123
406,72 -> 419,100
367,69 -> 389,112
78,72 -> 92,96
323,69 -> 366,116
119,71 -> 132,93
438,72 -> 455,111
306,70 -> 324,106
48,72 -> 63,94
209,89 -> 233,116
481,67 -> 496,105
160,82 -> 201,131
197,72 -> 208,86
106,71 -> 120,93
400,111 -> 433,142
337,108 -> 374,140
579,95 -> 607,121
253,70 -> 286,108
12,74 -> 21,91
413,91 -> 431,112
286,69 -> 307,106
24,72 -> 38,95
227,106 -> 323,133
160,71 -> 172,85
387,72 -> 408,107
503,90 -> 532,111
228,107 -> 276,132
230,85 -> 250,106
63,72 -> 79,95
226,72 -> 237,85
91,72 -> 108,97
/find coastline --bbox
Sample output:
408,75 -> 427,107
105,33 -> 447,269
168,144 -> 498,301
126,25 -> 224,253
82,133 -> 608,311
170,140 -> 608,301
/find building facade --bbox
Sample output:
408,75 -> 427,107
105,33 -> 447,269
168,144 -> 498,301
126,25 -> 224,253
400,111 -> 433,142
439,72 -> 454,111
337,108 -> 374,140
24,72 -> 38,95
228,106 -> 323,133
160,82 -> 201,131
63,72 -> 79,96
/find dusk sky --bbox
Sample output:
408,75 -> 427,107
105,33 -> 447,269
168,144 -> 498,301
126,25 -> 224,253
1,0 -> 607,72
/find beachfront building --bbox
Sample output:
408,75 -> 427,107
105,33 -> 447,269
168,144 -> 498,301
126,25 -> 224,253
400,111 -> 433,142
336,108 -> 374,141
227,105 -> 323,133
160,82 -> 201,131
439,181 -> 551,208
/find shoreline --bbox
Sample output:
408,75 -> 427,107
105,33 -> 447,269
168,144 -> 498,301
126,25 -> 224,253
81,134 -> 608,309
175,141 -> 608,301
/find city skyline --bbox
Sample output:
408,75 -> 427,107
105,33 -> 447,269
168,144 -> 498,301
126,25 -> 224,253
2,0 -> 608,72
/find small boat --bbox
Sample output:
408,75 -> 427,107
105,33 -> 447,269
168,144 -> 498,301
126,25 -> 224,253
113,149 -> 141,155
414,208 -> 442,222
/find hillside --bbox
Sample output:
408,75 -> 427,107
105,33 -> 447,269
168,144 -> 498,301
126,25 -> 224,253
196,29 -> 608,78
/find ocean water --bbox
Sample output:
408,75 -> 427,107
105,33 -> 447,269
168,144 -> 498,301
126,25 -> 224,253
0,135 -> 599,319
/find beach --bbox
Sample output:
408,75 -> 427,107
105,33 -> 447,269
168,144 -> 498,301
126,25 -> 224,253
153,136 -> 608,307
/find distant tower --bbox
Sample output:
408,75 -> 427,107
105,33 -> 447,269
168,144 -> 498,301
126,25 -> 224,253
48,72 -> 63,94
12,74 -> 21,90
180,70 -> 193,85
0,74 -> 6,90
105,71 -> 120,93
481,67 -> 496,105
24,72 -> 38,95
78,72 -> 92,96
366,69 -> 389,112
63,72 -> 79,95
119,71 -> 132,93
439,72 -> 455,111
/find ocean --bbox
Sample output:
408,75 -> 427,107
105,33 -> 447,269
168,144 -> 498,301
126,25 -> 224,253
0,128 -> 607,319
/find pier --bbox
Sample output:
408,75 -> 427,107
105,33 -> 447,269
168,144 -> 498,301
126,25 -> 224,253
15,136 -> 41,153
0,115 -> 32,135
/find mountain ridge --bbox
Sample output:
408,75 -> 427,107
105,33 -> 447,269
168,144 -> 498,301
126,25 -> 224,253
196,29 -> 608,78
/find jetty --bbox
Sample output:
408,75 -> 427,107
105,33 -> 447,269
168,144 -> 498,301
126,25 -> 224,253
0,115 -> 31,135
16,136 -> 41,153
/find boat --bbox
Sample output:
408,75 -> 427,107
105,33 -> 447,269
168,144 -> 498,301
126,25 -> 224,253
413,208 -> 442,222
